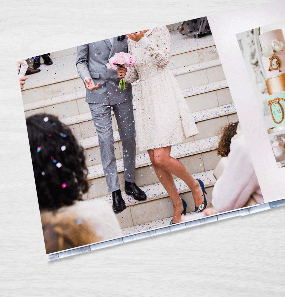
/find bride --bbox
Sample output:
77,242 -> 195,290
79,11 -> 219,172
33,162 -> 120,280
118,26 -> 207,224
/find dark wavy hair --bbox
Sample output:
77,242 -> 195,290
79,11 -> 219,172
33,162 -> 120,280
217,121 -> 239,157
26,113 -> 89,211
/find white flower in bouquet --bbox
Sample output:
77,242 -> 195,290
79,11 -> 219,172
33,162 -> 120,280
262,45 -> 274,58
272,39 -> 284,52
106,52 -> 136,90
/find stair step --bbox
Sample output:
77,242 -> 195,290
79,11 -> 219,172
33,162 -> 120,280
183,80 -> 228,97
122,212 -> 205,236
93,170 -> 215,208
172,59 -> 221,76
86,136 -> 219,180
23,34 -> 215,91
59,100 -> 234,128
171,34 -> 215,56
123,217 -> 172,236
23,61 -> 221,112
24,54 -> 78,90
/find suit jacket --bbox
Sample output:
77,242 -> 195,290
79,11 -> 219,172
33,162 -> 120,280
76,38 -> 133,105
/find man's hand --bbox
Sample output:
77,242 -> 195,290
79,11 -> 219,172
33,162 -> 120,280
117,67 -> 127,79
19,77 -> 28,90
85,78 -> 100,91
127,30 -> 149,42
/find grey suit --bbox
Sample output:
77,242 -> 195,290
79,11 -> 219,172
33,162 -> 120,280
76,38 -> 133,105
76,38 -> 136,192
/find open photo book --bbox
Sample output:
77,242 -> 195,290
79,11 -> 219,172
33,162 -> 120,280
17,0 -> 285,260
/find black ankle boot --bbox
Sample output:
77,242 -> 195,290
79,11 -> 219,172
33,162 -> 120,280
42,53 -> 53,65
125,181 -> 147,201
112,189 -> 126,214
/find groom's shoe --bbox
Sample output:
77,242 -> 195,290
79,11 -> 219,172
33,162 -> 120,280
125,181 -> 147,201
112,189 -> 126,214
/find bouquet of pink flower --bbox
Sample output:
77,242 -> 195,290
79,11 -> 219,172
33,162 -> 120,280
106,52 -> 136,90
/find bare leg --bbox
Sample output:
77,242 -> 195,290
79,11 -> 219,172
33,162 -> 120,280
148,149 -> 183,223
151,146 -> 204,207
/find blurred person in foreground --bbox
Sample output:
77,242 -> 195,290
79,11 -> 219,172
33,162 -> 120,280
26,113 -> 122,253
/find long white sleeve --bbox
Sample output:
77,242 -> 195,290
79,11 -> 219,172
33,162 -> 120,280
137,27 -> 171,68
212,134 -> 262,212
124,64 -> 139,84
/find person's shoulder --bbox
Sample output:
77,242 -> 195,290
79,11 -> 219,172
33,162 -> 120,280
71,199 -> 113,213
230,133 -> 251,162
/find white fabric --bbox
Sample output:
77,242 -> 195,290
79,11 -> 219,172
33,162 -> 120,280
125,26 -> 198,151
58,199 -> 122,241
138,36 -> 151,48
212,131 -> 264,212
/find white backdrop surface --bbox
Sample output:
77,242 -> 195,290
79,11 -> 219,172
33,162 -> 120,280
1,0 -> 285,296
208,0 -> 285,202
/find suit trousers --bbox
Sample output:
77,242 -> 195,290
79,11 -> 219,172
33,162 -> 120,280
89,100 -> 136,192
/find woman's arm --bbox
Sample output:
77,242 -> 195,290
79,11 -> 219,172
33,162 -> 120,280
128,26 -> 171,68
138,26 -> 171,68
212,134 -> 260,213
124,65 -> 139,84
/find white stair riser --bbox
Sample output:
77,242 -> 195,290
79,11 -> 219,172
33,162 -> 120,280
22,77 -> 84,105
175,65 -> 225,90
22,62 -> 222,112
169,46 -> 218,70
86,150 -> 220,199
129,187 -> 213,226
81,90 -> 232,161
83,110 -> 235,168
22,46 -> 219,110
50,47 -> 77,59
186,88 -> 233,113
24,84 -> 229,124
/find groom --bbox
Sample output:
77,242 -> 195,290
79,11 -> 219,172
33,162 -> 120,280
76,35 -> 147,214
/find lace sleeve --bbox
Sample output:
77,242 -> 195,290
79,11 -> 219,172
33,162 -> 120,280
124,65 -> 139,83
140,26 -> 171,68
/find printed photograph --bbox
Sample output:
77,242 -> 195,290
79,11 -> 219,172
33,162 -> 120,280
237,20 -> 285,168
18,17 -> 264,254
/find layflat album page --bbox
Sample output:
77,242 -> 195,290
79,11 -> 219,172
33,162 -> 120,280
18,12 -> 281,258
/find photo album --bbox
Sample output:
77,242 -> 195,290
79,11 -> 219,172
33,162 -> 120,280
16,0 -> 285,260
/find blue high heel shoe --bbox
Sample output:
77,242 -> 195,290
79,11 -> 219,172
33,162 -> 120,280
194,179 -> 207,213
170,198 -> 187,225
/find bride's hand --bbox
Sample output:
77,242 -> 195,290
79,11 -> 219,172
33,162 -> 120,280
127,30 -> 148,42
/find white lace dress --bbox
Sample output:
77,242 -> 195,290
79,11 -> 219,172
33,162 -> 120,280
125,26 -> 199,151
